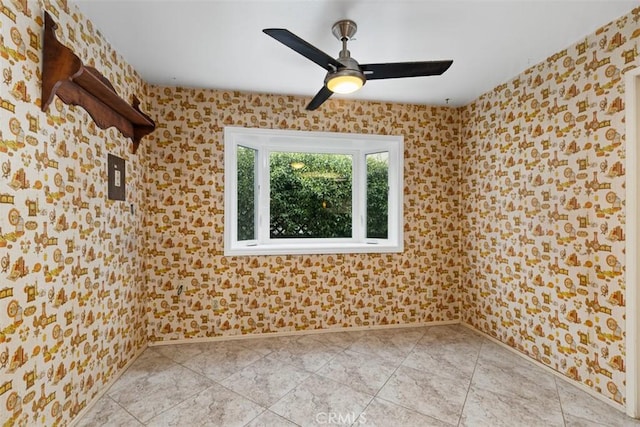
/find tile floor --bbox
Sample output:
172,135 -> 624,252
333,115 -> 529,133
78,325 -> 640,426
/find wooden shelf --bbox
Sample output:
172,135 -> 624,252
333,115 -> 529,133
41,12 -> 155,153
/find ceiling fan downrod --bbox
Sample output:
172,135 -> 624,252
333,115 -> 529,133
332,19 -> 357,59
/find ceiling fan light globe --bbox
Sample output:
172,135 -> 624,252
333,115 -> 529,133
327,74 -> 363,94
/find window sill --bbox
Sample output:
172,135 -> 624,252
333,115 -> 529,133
224,242 -> 404,256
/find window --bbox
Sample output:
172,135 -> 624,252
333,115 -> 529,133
224,127 -> 403,255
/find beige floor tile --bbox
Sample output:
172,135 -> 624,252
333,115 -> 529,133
266,335 -> 342,371
347,328 -> 424,364
145,383 -> 264,427
316,349 -> 399,395
473,342 -> 558,401
151,342 -> 207,364
76,325 -> 638,427
221,357 -> 312,406
460,382 -> 564,427
557,379 -> 640,427
237,335 -> 292,356
106,350 -> 176,396
419,324 -> 482,345
402,339 -> 480,378
245,410 -> 300,427
377,364 -> 470,425
107,361 -> 213,422
358,397 -> 454,427
75,396 -> 143,427
182,341 -> 265,381
270,374 -> 373,427
307,329 -> 366,348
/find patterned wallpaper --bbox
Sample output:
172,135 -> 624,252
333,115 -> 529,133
1,1 -> 149,425
460,7 -> 639,405
144,88 -> 462,342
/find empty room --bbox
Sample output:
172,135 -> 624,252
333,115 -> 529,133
3,0 -> 640,425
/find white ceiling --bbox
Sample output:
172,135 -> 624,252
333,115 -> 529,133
71,0 -> 636,107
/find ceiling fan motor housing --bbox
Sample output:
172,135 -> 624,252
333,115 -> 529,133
325,56 -> 366,87
332,19 -> 358,41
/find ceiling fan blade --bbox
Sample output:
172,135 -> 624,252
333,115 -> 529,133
263,28 -> 343,71
360,60 -> 453,80
306,86 -> 333,110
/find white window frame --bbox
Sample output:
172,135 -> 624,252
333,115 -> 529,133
224,126 -> 404,256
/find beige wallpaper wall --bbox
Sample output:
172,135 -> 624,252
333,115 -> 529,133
460,7 -> 639,406
144,87 -> 462,341
1,1 -> 149,425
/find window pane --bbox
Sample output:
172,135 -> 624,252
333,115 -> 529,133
366,152 -> 389,239
269,152 -> 352,239
237,145 -> 257,241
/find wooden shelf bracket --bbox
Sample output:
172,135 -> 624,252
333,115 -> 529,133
41,12 -> 155,153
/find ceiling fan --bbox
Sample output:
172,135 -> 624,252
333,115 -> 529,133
263,19 -> 453,110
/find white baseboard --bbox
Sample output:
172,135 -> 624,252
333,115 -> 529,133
460,322 -> 628,415
147,319 -> 461,347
